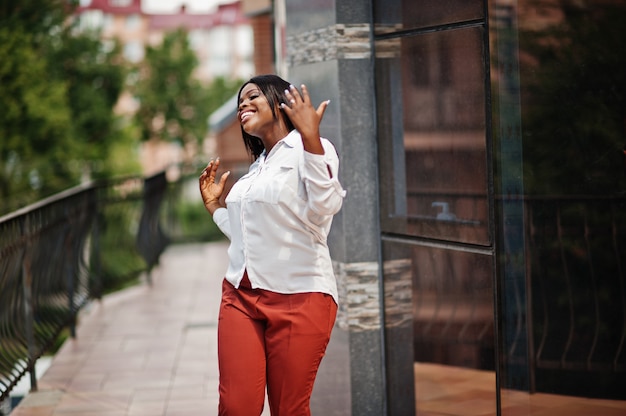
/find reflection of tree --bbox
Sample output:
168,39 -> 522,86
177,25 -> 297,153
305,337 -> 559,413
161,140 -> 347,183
518,1 -> 626,399
520,2 -> 626,196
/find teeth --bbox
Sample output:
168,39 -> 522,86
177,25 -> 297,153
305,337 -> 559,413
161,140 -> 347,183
241,111 -> 254,121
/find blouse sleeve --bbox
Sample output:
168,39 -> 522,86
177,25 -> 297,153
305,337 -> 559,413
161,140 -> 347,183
212,207 -> 231,240
301,139 -> 346,216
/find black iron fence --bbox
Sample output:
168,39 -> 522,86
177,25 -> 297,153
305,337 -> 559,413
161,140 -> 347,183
0,171 -> 172,403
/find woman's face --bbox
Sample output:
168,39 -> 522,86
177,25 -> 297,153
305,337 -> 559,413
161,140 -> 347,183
238,83 -> 277,139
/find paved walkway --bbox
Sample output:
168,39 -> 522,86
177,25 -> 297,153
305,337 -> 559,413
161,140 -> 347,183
12,242 -> 626,416
11,241 -> 271,416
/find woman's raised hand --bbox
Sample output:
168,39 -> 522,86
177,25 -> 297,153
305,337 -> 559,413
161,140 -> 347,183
199,158 -> 230,214
281,84 -> 329,155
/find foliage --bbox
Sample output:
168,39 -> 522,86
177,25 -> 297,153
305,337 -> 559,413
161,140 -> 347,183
517,2 -> 626,399
97,203 -> 146,294
103,121 -> 143,176
200,76 -> 245,121
45,29 -> 128,181
519,3 -> 626,196
174,199 -> 225,242
0,0 -> 71,36
0,0 -> 130,215
133,28 -> 242,156
0,27 -> 72,210
133,29 -> 203,147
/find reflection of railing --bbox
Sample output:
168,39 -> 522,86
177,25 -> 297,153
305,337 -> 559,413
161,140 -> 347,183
409,193 -> 626,389
411,245 -> 495,371
404,189 -> 489,244
406,189 -> 488,224
0,172 -> 171,403
526,196 -> 626,374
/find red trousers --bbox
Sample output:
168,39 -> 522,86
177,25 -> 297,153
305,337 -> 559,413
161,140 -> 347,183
217,274 -> 337,416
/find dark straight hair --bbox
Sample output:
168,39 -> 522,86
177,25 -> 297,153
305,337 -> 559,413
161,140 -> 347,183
237,74 -> 296,159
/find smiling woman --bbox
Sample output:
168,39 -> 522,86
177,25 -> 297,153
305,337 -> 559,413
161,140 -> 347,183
198,74 -> 346,415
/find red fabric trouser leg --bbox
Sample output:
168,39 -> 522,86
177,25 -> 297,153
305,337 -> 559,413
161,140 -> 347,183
217,274 -> 337,416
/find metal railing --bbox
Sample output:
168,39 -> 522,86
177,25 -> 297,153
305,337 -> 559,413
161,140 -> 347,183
525,196 -> 626,375
0,171 -> 171,403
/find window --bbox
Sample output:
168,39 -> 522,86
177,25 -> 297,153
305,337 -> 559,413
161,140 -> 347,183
123,41 -> 144,63
109,0 -> 131,7
126,13 -> 140,30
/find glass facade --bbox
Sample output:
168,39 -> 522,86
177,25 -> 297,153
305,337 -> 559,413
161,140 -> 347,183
374,0 -> 626,414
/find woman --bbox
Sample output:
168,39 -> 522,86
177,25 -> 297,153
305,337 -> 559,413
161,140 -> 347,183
199,74 -> 346,416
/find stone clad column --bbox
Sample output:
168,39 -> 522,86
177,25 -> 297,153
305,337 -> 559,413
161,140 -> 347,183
280,1 -> 386,414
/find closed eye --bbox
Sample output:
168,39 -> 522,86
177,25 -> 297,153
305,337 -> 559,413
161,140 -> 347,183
238,94 -> 260,107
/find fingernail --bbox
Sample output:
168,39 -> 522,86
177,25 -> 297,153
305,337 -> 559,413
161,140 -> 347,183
326,100 -> 331,105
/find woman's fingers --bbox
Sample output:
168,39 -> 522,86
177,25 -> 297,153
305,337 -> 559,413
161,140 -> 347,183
284,84 -> 309,107
219,170 -> 231,184
299,84 -> 311,104
283,84 -> 328,112
284,87 -> 297,107
199,159 -> 229,205
201,159 -> 221,181
316,99 -> 330,119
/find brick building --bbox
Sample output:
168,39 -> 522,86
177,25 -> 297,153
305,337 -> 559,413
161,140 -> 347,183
73,0 -> 254,176
205,0 -> 274,191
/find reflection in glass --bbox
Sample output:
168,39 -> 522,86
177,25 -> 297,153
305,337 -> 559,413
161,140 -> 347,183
411,246 -> 494,369
376,26 -> 490,245
382,244 -> 416,415
374,0 -> 484,33
382,240 -> 496,415
492,0 -> 626,405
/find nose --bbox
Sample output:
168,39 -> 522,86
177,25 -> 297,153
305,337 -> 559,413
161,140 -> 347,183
238,98 -> 250,111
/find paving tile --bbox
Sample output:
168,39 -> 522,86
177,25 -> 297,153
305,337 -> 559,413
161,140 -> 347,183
15,390 -> 63,409
168,384 -> 207,400
10,408 -> 55,416
12,242 -> 626,416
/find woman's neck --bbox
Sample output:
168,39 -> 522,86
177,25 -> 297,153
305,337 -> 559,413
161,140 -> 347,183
261,122 -> 291,155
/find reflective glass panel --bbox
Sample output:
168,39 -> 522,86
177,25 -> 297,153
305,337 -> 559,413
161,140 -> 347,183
490,0 -> 626,412
376,26 -> 490,245
374,0 -> 484,34
382,239 -> 495,415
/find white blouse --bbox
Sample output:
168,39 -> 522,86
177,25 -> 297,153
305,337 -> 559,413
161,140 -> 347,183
212,130 -> 346,303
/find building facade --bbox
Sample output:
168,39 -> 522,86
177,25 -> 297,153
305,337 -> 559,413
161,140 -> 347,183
75,0 -> 252,117
269,0 -> 626,414
75,0 -> 252,81
74,0 -> 254,176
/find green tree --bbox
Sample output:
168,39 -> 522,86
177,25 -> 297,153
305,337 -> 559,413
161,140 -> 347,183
134,29 -> 203,149
46,28 -> 128,181
0,26 -> 72,208
200,76 -> 245,121
133,29 -> 242,163
0,0 -> 130,213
